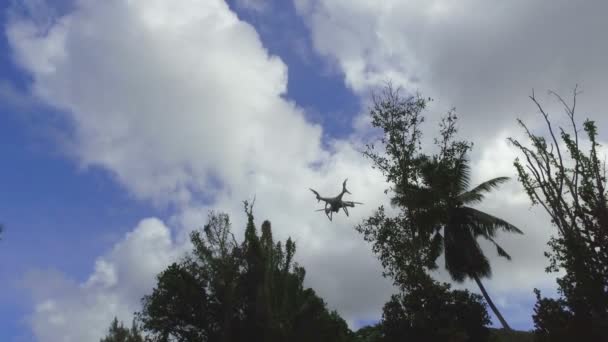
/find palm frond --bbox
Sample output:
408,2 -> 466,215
457,177 -> 510,205
453,160 -> 472,194
486,237 -> 512,260
462,207 -> 523,236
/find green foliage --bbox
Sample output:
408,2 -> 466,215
358,84 -> 444,287
358,83 -> 520,330
100,318 -> 144,342
509,88 -> 608,340
381,282 -> 490,342
353,323 -> 383,342
136,203 -> 353,342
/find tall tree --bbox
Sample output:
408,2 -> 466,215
358,84 -> 521,330
357,84 -> 439,289
405,152 -> 522,331
137,211 -> 240,341
137,204 -> 353,342
509,88 -> 608,340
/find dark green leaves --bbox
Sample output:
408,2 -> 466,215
136,209 -> 354,342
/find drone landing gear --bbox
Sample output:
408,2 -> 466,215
326,204 -> 333,221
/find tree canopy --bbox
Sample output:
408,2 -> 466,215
134,202 -> 353,342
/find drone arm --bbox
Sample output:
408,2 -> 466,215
310,188 -> 321,202
342,178 -> 351,195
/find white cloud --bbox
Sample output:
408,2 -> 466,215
7,0 -> 325,207
295,0 -> 608,141
24,218 -> 179,342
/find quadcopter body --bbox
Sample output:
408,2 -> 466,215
310,179 -> 363,221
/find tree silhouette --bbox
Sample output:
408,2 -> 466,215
359,83 -> 521,331
381,282 -> 490,342
136,203 -> 353,342
400,153 -> 522,331
509,88 -> 608,340
100,317 -> 144,342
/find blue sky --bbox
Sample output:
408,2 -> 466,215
2,0 -> 607,341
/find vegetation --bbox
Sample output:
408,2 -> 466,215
100,318 -> 144,342
115,202 -> 352,342
380,281 -> 490,341
509,88 -> 608,341
357,84 -> 522,331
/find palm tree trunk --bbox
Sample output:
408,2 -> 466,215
472,274 -> 512,331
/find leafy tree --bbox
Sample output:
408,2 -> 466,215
357,84 -> 440,289
100,317 -> 144,342
137,202 -> 353,342
137,211 -> 240,341
509,88 -> 608,341
358,84 -> 521,331
381,282 -> 490,342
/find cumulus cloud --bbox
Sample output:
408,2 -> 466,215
24,218 -> 179,342
8,0 -> 326,207
295,0 -> 608,140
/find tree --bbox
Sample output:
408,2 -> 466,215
402,148 -> 522,331
137,203 -> 354,342
357,84 -> 440,289
100,317 -> 144,342
381,282 -> 490,342
509,87 -> 608,340
137,211 -> 240,341
358,84 -> 521,331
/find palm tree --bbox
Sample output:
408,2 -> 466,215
393,156 -> 523,331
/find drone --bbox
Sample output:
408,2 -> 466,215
310,178 -> 363,221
